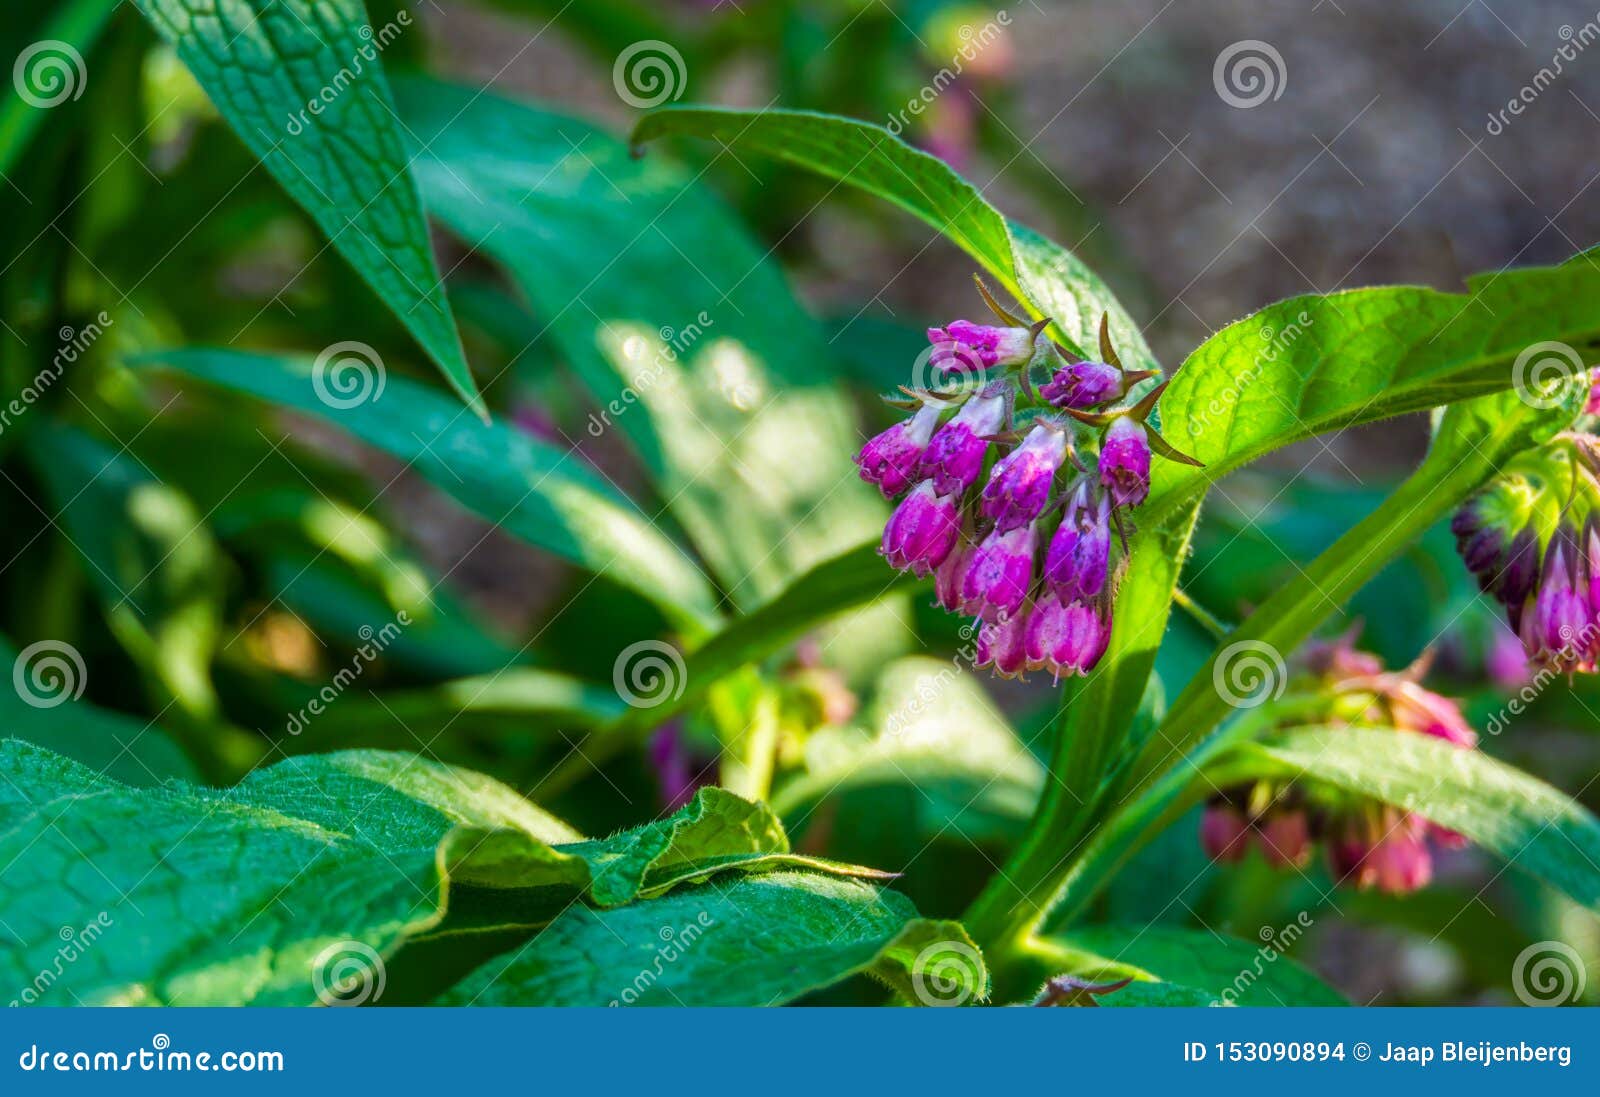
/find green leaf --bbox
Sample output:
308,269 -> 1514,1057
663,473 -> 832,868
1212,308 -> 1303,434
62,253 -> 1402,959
438,871 -> 983,1007
1229,726 -> 1600,912
0,743 -> 886,1005
132,0 -> 481,411
397,80 -> 886,607
134,348 -> 722,633
26,425 -> 230,728
1147,265 -> 1600,524
1043,925 -> 1345,1007
774,656 -> 1044,846
0,639 -> 196,786
631,107 -> 1154,369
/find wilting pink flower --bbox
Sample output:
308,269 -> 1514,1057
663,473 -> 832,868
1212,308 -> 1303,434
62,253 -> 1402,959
1258,810 -> 1312,868
1041,360 -> 1122,409
927,320 -> 1035,372
1099,416 -> 1152,508
920,391 -> 1007,495
1388,681 -> 1476,748
1023,597 -> 1110,679
1200,803 -> 1252,863
881,481 -> 960,577
982,422 -> 1066,531
1044,482 -> 1111,604
963,522 -> 1038,623
855,402 -> 943,498
975,608 -> 1030,679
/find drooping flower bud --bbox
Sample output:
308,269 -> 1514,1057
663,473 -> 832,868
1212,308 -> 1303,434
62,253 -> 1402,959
1044,482 -> 1111,604
1040,360 -> 1123,409
880,481 -> 960,577
1366,816 -> 1434,894
963,522 -> 1038,623
855,402 -> 943,498
1257,810 -> 1312,869
1099,416 -> 1152,508
1501,527 -> 1542,622
926,320 -> 1035,372
982,422 -> 1067,531
1023,597 -> 1109,679
1521,536 -> 1595,672
919,390 -> 1007,495
1200,802 -> 1252,863
933,537 -> 977,614
975,608 -> 1030,679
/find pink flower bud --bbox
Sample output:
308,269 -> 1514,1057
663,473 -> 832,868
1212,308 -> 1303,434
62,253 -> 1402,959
1040,360 -> 1123,409
1523,541 -> 1594,671
933,538 -> 978,613
1200,803 -> 1252,863
975,608 -> 1030,679
963,522 -> 1038,623
855,403 -> 942,498
1388,681 -> 1476,748
881,481 -> 960,577
982,422 -> 1067,531
1099,416 -> 1152,508
919,391 -> 1007,495
1367,820 -> 1433,894
1044,482 -> 1111,604
926,320 -> 1035,372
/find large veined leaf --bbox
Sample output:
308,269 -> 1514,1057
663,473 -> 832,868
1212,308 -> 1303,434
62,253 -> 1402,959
1045,925 -> 1346,1007
394,78 -> 887,607
134,349 -> 721,634
0,639 -> 195,786
0,742 -> 884,1005
439,871 -> 984,1007
1225,726 -> 1600,912
133,0 -> 481,410
1146,264 -> 1600,523
631,107 -> 1155,370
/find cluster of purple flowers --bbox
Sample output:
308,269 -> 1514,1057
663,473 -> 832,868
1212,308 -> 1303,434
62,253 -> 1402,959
1201,638 -> 1476,895
856,287 -> 1193,681
1452,431 -> 1600,676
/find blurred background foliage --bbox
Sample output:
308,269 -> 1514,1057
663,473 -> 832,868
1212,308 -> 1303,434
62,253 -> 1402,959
4,0 -> 1600,1004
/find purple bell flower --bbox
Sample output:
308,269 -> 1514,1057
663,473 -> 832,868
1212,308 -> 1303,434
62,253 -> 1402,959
934,538 -> 978,614
920,391 -> 1007,495
1023,597 -> 1110,679
855,402 -> 942,498
1044,482 -> 1111,604
926,320 -> 1035,373
1099,416 -> 1152,508
1522,539 -> 1595,672
881,481 -> 960,577
962,522 -> 1038,623
982,422 -> 1067,532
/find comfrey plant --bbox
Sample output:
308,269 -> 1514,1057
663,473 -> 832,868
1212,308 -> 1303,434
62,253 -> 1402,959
10,0 -> 1600,1008
860,291 -> 1193,682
